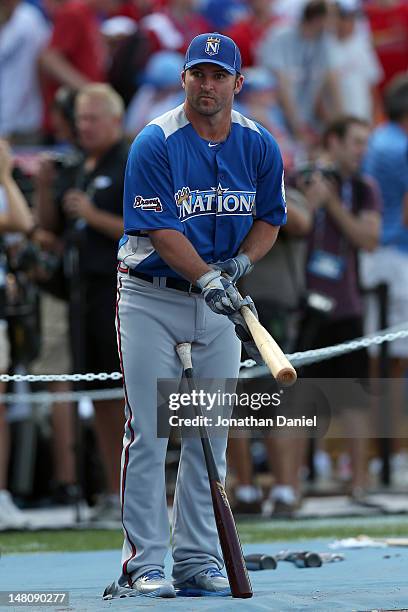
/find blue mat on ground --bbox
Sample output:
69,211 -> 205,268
1,539 -> 407,611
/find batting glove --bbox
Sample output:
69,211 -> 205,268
211,253 -> 253,284
196,269 -> 242,315
228,296 -> 264,365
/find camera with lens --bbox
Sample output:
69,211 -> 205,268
9,241 -> 61,277
5,241 -> 41,366
49,150 -> 82,171
296,163 -> 339,186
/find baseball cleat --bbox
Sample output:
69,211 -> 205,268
133,570 -> 176,597
103,570 -> 176,599
174,567 -> 231,597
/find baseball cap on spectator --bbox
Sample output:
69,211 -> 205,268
184,33 -> 241,75
143,51 -> 185,88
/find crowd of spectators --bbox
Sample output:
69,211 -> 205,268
0,0 -> 408,526
2,0 -> 407,146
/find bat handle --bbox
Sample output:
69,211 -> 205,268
240,306 -> 297,387
176,342 -> 193,371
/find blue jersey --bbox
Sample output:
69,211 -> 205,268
118,103 -> 287,278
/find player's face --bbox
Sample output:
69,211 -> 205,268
183,64 -> 243,117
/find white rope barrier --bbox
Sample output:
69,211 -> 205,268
1,322 -> 407,402
0,388 -> 124,404
240,322 -> 408,378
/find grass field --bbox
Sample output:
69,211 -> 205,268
1,515 -> 408,555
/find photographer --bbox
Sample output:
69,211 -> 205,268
296,115 -> 381,503
229,117 -> 382,517
0,139 -> 36,528
34,83 -> 127,520
229,190 -> 312,516
29,87 -> 82,505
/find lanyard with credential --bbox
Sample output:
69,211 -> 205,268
307,179 -> 353,281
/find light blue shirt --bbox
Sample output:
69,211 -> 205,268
364,122 -> 408,252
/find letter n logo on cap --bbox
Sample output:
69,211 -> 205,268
205,35 -> 220,56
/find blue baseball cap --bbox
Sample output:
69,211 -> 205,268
184,33 -> 241,75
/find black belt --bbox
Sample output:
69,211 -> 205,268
124,267 -> 201,294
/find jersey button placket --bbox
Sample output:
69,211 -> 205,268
214,157 -> 225,261
216,151 -> 224,183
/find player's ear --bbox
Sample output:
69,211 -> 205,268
234,74 -> 244,95
181,70 -> 186,88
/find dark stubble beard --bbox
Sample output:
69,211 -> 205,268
189,95 -> 225,117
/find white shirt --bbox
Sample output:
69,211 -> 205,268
329,29 -> 383,121
0,3 -> 50,136
272,0 -> 308,22
258,25 -> 335,128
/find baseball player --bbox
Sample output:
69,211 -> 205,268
106,33 -> 287,599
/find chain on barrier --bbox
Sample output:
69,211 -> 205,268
0,388 -> 124,404
1,322 -> 408,403
240,322 -> 408,378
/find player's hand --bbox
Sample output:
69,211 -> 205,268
196,269 -> 242,315
211,253 -> 253,283
228,296 -> 264,365
63,189 -> 95,222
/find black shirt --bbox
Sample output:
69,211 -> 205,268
63,140 -> 128,277
0,241 -> 6,321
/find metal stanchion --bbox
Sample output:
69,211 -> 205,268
65,229 -> 86,523
377,283 -> 391,486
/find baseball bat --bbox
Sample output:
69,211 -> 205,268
276,551 -> 322,568
318,553 -> 345,563
175,342 -> 253,599
240,305 -> 297,387
244,554 -> 277,571
355,537 -> 408,547
380,538 -> 408,547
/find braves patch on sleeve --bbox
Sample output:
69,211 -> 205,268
133,195 -> 163,212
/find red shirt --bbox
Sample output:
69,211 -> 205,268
225,16 -> 282,67
43,0 -> 106,131
365,2 -> 408,89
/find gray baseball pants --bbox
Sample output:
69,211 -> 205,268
116,273 -> 241,586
